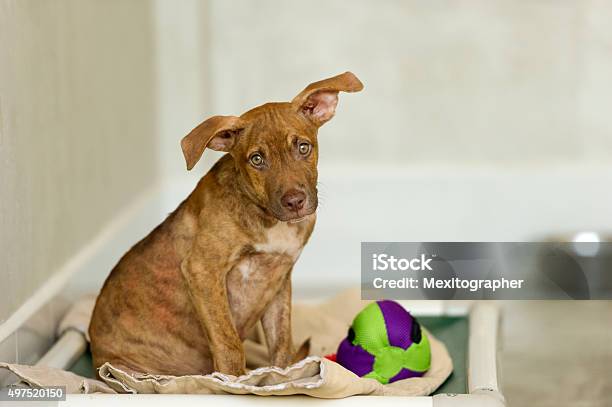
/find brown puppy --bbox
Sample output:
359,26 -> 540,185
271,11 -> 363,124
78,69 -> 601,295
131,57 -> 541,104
89,72 -> 363,376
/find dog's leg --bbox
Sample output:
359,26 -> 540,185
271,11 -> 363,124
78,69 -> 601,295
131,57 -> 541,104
261,272 -> 295,368
181,250 -> 245,376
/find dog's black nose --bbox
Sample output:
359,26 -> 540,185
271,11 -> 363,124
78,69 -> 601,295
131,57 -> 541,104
281,189 -> 306,211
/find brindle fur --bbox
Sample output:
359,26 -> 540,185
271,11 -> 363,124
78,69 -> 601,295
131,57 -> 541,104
89,72 -> 363,376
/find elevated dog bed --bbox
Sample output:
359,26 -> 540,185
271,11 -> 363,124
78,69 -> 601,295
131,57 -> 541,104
66,315 -> 467,395
1,290 -> 453,397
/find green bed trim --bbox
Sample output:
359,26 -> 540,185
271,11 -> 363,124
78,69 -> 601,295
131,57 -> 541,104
420,316 -> 469,395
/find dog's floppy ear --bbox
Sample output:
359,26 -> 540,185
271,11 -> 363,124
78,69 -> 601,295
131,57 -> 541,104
292,71 -> 363,127
181,115 -> 244,170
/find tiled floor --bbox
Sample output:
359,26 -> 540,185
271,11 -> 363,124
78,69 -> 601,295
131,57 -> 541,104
501,301 -> 612,406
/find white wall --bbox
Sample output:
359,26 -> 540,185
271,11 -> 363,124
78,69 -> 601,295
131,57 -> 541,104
208,0 -> 612,168
153,0 -> 218,184
0,0 -> 182,374
0,0 -> 160,324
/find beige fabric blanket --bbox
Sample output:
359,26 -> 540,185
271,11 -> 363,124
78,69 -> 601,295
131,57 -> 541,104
1,289 -> 453,397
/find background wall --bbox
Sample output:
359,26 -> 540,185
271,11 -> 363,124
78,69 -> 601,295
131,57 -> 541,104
0,1 -> 159,323
208,0 -> 612,168
152,0 -> 214,183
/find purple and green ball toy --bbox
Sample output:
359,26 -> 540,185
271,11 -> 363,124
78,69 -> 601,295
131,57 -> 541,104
335,300 -> 431,384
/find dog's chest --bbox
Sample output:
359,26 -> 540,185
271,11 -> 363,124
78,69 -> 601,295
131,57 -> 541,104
255,221 -> 304,258
226,218 -> 313,334
234,221 -> 304,281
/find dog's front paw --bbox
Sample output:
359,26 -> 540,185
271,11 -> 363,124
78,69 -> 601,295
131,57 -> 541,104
214,351 -> 246,376
221,365 -> 246,377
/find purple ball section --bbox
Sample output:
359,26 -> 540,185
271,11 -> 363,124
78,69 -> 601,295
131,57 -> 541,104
336,338 -> 374,377
390,367 -> 425,383
377,300 -> 414,350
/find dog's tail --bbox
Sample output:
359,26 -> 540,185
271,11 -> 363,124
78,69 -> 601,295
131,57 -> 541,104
292,338 -> 311,363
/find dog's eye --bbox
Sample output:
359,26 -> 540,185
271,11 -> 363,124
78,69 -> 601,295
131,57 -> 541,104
298,142 -> 311,155
249,153 -> 264,167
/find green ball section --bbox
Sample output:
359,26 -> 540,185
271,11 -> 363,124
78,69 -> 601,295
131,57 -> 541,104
351,301 -> 431,384
351,301 -> 390,352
